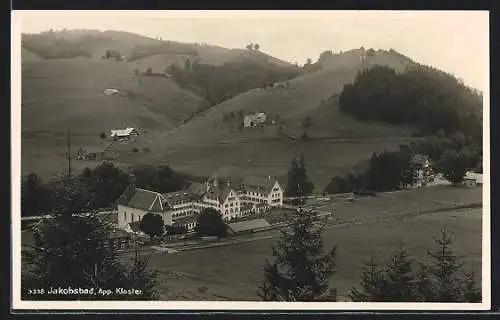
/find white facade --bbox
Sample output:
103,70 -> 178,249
116,176 -> 284,233
117,204 -> 173,229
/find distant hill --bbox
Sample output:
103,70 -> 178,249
134,46 -> 420,154
21,29 -> 300,136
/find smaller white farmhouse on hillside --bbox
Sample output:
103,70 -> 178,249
244,112 -> 267,128
104,88 -> 120,96
110,127 -> 139,141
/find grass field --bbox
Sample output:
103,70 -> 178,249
144,185 -> 483,301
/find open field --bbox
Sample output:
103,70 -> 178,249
21,135 -> 417,190
145,185 -> 483,300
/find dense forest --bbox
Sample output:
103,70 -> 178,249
338,65 -> 482,141
166,58 -> 299,106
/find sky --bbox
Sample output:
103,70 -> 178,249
15,10 -> 489,90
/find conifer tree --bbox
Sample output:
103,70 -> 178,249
378,247 -> 417,301
426,227 -> 464,302
460,263 -> 481,303
349,254 -> 384,302
259,208 -> 337,301
414,262 -> 436,302
22,177 -> 159,300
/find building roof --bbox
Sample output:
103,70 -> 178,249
118,185 -> 165,212
110,127 -> 137,137
241,175 -> 278,194
228,219 -> 271,233
208,171 -> 280,195
173,215 -> 197,226
205,185 -> 235,204
128,221 -> 142,233
185,182 -> 207,197
465,171 -> 483,183
163,190 -> 194,207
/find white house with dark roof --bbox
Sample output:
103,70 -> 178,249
115,172 -> 284,232
116,185 -> 173,230
110,127 -> 139,141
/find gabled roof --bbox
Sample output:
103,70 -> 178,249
205,185 -> 236,204
241,175 -> 279,194
163,190 -> 194,207
118,185 -> 165,212
110,127 -> 137,137
128,221 -> 141,233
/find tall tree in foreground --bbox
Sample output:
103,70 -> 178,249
22,177 -> 159,300
259,208 -> 337,301
285,156 -> 314,204
425,227 -> 465,302
350,228 -> 481,302
349,254 -> 384,302
378,247 -> 417,301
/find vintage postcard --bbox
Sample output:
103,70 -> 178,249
11,10 -> 490,311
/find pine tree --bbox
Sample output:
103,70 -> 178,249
414,262 -> 436,302
22,177 -> 159,300
259,209 -> 337,301
426,227 -> 464,302
349,254 -> 384,302
461,263 -> 481,302
379,247 -> 418,301
285,158 -> 300,198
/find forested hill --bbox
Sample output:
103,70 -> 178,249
338,64 -> 482,142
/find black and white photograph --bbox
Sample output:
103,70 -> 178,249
11,10 -> 490,310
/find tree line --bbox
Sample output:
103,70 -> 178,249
21,162 -> 189,217
338,65 -> 482,141
166,58 -> 299,106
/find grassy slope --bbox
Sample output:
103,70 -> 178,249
21,30 -> 299,179
22,58 -> 204,135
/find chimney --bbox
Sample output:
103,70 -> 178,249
268,175 -> 271,180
